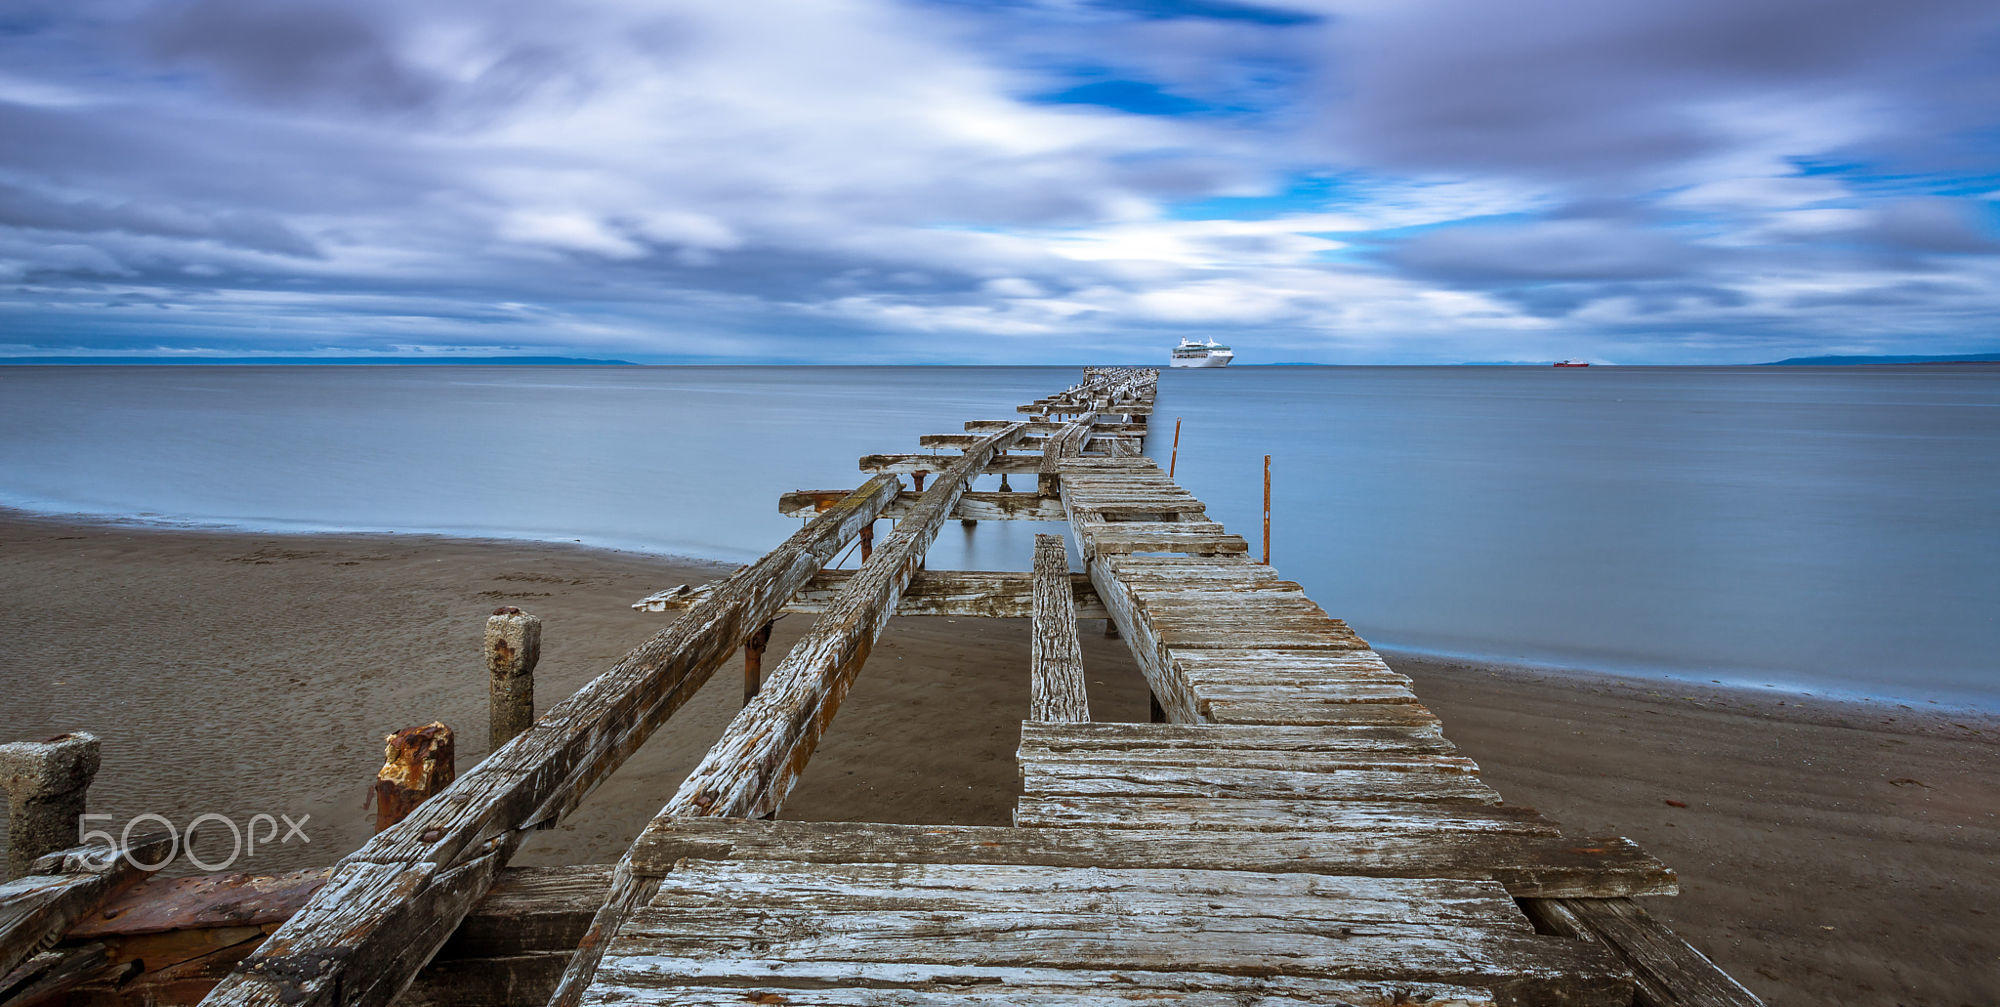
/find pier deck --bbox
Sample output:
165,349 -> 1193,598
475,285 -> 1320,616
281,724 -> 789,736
8,368 -> 1761,1007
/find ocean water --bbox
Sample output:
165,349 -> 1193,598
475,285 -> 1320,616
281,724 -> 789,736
2,364 -> 1995,708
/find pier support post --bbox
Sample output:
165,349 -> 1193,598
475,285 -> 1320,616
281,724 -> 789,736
999,474 -> 1012,493
0,732 -> 100,879
912,471 -> 928,492
1262,453 -> 1271,566
374,722 -> 454,832
860,524 -> 874,563
744,621 -> 774,706
485,607 -> 541,752
1148,691 -> 1166,724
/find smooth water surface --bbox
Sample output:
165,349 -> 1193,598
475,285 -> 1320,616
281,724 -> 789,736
2,364 -> 1994,706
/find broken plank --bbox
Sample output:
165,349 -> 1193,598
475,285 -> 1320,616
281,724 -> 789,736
1520,897 -> 1766,1007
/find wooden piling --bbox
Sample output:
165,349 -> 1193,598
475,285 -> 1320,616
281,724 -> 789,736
859,523 -> 874,563
911,471 -> 927,492
484,607 -> 541,752
1262,453 -> 1272,566
0,732 -> 100,879
372,723 -> 454,833
744,621 -> 773,706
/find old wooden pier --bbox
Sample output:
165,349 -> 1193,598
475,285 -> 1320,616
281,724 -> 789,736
2,368 -> 1762,1007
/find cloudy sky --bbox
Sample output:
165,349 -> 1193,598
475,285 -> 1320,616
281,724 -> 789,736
3,0 -> 1998,363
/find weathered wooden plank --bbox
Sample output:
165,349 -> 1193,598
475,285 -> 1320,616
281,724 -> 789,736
575,982 -> 1497,1007
921,433 -> 1139,451
860,453 -> 1041,475
637,570 -> 1110,620
603,907 -> 1630,1007
1018,721 -> 1449,753
966,419 -> 1144,436
1029,534 -> 1089,723
197,479 -> 902,1007
1013,796 -> 1565,835
779,489 -> 1066,521
1203,699 -> 1451,726
648,859 -> 1531,930
627,819 -> 1677,900
1,832 -> 171,980
1021,747 -> 1478,775
1086,526 -> 1250,557
1081,548 -> 1201,722
1520,898 -> 1766,1007
1019,760 -> 1497,803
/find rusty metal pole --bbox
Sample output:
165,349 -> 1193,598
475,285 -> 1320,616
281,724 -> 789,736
1169,417 -> 1182,479
859,523 -> 874,563
744,621 -> 774,706
374,723 -> 454,833
1262,454 -> 1272,565
484,607 -> 541,752
0,732 -> 100,879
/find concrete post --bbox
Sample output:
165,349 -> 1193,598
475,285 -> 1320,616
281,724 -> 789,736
0,732 -> 100,879
485,606 -> 541,752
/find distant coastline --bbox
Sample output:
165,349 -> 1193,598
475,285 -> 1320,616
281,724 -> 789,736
1760,351 -> 2000,366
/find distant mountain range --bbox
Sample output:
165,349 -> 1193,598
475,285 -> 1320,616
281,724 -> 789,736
1762,352 -> 2000,366
0,355 -> 637,366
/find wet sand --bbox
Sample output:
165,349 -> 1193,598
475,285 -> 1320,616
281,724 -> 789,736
2,510 -> 1994,1006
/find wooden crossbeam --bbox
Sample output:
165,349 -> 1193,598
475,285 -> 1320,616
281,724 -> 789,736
859,453 -> 1042,475
778,489 -> 1065,520
195,478 -> 902,1007
636,569 -> 1110,620
627,818 -> 1679,901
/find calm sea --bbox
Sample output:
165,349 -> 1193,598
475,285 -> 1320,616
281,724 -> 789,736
2,364 -> 1995,708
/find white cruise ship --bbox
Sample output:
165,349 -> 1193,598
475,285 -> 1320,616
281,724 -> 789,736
1169,337 -> 1235,368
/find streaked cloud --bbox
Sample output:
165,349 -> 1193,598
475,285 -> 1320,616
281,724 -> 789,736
1,0 -> 1997,362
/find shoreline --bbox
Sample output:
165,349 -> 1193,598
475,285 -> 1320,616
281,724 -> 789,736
3,511 -> 1995,1004
7,503 -> 1988,715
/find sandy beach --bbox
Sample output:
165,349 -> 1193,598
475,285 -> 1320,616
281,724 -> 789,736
2,509 -> 1994,1006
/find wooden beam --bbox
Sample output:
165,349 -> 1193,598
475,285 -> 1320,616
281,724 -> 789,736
778,489 -> 1064,521
1520,898 -> 1765,1007
547,424 -> 1029,1007
626,819 -> 1679,901
194,477 -> 902,1007
920,433 -> 1139,452
859,453 -> 1041,475
1029,534 -> 1088,723
636,570 -> 1110,620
